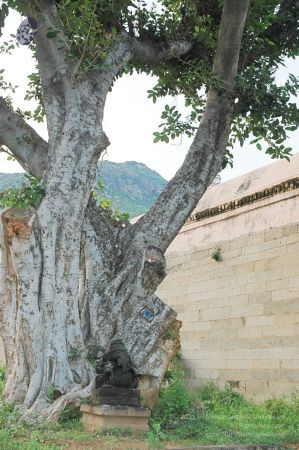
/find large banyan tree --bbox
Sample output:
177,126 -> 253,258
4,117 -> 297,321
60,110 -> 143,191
0,0 -> 298,420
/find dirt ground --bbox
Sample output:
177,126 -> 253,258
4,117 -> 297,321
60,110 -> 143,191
59,439 -> 149,449
57,441 -> 299,450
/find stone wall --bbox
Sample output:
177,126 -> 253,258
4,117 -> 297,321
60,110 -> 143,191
157,155 -> 299,402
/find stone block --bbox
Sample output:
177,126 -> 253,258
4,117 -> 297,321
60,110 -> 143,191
251,370 -> 280,382
260,324 -> 296,337
264,237 -> 289,250
288,276 -> 299,287
267,381 -> 299,399
159,283 -> 187,297
80,404 -> 151,432
216,285 -> 243,298
237,327 -> 263,339
189,349 -> 226,361
230,304 -> 263,318
248,292 -> 271,305
181,321 -> 211,332
231,235 -> 249,248
182,339 -> 202,351
247,232 -> 265,245
226,348 -> 269,360
213,317 -> 245,329
286,241 -> 299,254
247,359 -> 280,370
191,249 -> 209,261
245,316 -> 274,327
217,369 -> 251,381
267,346 -> 299,359
264,228 -> 283,241
233,262 -> 254,274
200,306 -> 231,321
181,330 -> 209,341
241,380 -> 270,398
194,368 -> 219,380
273,312 -> 299,325
271,288 -> 299,302
184,299 -> 211,311
221,246 -> 243,259
266,278 -> 289,291
264,298 -> 299,315
206,327 -> 239,340
187,279 -> 216,294
282,223 -> 299,237
200,338 -> 230,351
255,335 -> 298,348
164,267 -> 194,281
281,360 -> 299,369
253,257 -> 277,272
178,311 -> 202,323
174,302 -> 195,314
195,359 -> 227,370
224,359 -> 248,370
286,232 -> 299,244
279,369 -> 299,381
187,291 -> 217,302
241,243 -> 264,256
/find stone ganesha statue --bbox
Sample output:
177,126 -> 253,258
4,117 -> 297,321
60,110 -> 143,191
95,339 -> 138,389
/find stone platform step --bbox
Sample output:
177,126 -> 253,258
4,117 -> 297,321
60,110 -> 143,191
80,404 -> 151,432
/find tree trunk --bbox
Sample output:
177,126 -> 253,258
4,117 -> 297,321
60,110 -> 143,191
0,119 -> 180,420
0,0 -> 250,421
0,200 -> 180,421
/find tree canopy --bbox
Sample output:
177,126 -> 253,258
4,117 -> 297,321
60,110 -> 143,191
1,0 -> 298,170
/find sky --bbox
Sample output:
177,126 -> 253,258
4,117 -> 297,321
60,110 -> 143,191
0,9 -> 298,182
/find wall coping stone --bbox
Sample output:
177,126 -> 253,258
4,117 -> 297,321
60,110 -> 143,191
187,177 -> 299,225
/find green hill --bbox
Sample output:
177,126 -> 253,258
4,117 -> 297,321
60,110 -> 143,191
0,161 -> 167,218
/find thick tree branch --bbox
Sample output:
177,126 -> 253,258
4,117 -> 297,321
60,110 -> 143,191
18,1 -> 70,145
17,1 -> 68,81
0,98 -> 48,178
130,38 -> 193,64
33,1 -> 69,79
91,38 -> 133,96
132,0 -> 250,252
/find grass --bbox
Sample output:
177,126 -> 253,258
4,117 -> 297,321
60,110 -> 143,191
150,359 -> 299,447
0,364 -> 298,449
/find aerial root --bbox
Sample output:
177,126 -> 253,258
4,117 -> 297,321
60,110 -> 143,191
17,376 -> 95,423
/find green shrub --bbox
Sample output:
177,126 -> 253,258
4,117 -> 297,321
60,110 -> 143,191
264,395 -> 299,428
58,406 -> 81,425
196,381 -> 249,410
0,175 -> 44,209
150,363 -> 299,445
0,368 -> 5,397
151,359 -> 190,429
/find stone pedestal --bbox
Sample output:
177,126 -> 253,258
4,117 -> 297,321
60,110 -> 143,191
80,404 -> 151,432
93,386 -> 140,407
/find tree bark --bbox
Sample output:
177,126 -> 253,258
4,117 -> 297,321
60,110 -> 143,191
0,0 -> 250,420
